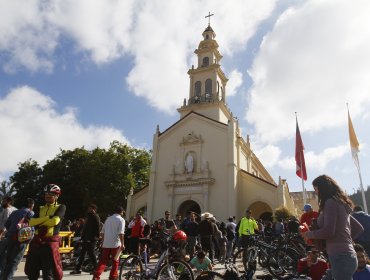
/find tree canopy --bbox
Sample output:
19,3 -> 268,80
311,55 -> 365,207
274,205 -> 295,221
8,141 -> 151,220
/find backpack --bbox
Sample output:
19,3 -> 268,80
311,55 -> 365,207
17,216 -> 34,243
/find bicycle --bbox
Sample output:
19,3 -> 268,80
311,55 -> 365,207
194,262 -> 240,280
266,239 -> 301,278
194,261 -> 260,280
119,231 -> 194,280
232,235 -> 259,275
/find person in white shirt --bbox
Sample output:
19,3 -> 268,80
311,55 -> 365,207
92,206 -> 125,280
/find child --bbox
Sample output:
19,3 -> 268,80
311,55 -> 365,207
189,251 -> 213,271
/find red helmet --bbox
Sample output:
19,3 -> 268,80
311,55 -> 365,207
44,184 -> 61,195
173,230 -> 187,241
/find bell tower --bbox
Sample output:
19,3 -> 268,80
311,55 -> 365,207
178,16 -> 231,124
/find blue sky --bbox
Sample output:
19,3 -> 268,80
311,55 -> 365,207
1,0 -> 370,196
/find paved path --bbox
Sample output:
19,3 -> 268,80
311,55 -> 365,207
13,258 -> 270,279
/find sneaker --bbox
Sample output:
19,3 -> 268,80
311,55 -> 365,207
70,270 -> 82,274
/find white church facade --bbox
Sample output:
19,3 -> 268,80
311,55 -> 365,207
126,24 -> 297,223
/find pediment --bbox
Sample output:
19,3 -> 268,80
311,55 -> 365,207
181,132 -> 203,146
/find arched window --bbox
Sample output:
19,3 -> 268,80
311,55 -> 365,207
205,79 -> 212,99
202,57 -> 209,67
195,81 -> 201,97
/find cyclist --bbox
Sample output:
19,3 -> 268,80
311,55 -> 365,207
25,184 -> 66,280
238,209 -> 258,249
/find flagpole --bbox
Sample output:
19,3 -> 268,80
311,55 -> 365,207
300,153 -> 307,206
296,112 -> 307,205
347,103 -> 368,214
355,154 -> 368,213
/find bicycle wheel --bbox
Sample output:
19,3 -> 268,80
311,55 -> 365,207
232,248 -> 245,271
243,247 -> 257,273
119,255 -> 143,280
257,248 -> 269,268
267,247 -> 300,278
195,270 -> 224,280
156,260 -> 194,280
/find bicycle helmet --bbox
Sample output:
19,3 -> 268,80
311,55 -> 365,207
44,184 -> 61,195
172,230 -> 187,241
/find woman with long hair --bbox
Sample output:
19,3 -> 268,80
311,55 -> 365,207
301,174 -> 364,279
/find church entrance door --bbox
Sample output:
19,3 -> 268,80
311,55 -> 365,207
177,200 -> 201,221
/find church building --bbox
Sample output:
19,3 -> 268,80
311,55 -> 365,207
126,24 -> 297,223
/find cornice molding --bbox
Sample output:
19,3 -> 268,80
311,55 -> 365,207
165,177 -> 215,187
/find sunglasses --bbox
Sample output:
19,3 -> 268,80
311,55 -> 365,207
45,192 -> 57,196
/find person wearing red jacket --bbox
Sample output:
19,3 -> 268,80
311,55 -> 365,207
297,249 -> 328,280
300,204 -> 319,227
127,212 -> 146,255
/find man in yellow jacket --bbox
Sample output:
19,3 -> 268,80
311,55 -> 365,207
25,184 -> 66,280
238,209 -> 258,248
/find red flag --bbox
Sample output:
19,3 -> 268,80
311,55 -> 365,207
295,120 -> 307,180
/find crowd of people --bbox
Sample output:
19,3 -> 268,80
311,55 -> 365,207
0,174 -> 369,280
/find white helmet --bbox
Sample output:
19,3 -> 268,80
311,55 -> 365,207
44,184 -> 61,195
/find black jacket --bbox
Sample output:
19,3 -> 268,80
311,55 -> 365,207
81,212 -> 101,241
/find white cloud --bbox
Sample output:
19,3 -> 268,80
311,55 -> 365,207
0,86 -> 129,177
0,0 -> 57,73
253,144 -> 281,168
227,70 -> 243,97
0,0 -> 277,112
278,144 -> 348,172
47,0 -> 135,63
126,0 -> 277,113
246,0 -> 370,144
0,0 -> 135,72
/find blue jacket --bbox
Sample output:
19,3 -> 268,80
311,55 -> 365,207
5,207 -> 34,236
352,211 -> 370,242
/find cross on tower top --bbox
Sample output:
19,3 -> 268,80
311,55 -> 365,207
205,12 -> 214,26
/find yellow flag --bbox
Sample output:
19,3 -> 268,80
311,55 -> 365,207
348,110 -> 360,169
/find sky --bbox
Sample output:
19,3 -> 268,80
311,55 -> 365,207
1,0 -> 370,195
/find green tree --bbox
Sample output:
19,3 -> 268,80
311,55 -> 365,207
274,205 -> 294,221
9,142 -> 151,219
0,180 -> 16,199
10,159 -> 43,208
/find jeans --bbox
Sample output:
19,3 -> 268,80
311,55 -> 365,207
226,240 -> 234,259
76,240 -> 97,271
323,252 -> 357,280
186,236 -> 197,259
1,237 -> 27,280
0,239 -> 7,275
200,236 -> 214,262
